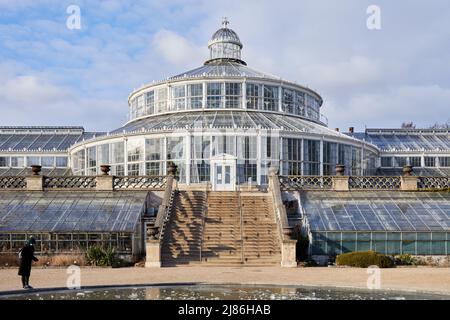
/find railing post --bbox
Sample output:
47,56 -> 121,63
145,162 -> 177,268
268,167 -> 297,268
96,165 -> 114,191
26,165 -> 43,191
401,165 -> 418,191
332,164 -> 349,191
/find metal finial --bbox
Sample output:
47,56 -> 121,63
222,17 -> 229,28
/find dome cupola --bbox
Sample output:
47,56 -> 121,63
205,17 -> 246,65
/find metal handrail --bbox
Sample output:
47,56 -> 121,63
158,190 -> 176,241
237,180 -> 245,264
199,182 -> 210,262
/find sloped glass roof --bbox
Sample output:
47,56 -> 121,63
301,191 -> 450,232
0,127 -> 105,152
376,168 -> 450,177
351,130 -> 450,152
169,61 -> 280,80
0,168 -> 72,177
0,191 -> 148,233
112,110 -> 347,139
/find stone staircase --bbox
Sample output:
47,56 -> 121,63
161,191 -> 205,266
160,190 -> 281,266
240,194 -> 281,265
201,192 -> 244,265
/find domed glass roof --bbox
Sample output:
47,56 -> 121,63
206,18 -> 245,65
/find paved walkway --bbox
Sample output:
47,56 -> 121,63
0,266 -> 449,295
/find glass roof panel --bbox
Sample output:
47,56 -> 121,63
0,191 -> 148,233
301,191 -> 450,232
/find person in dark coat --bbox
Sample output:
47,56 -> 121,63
18,236 -> 39,289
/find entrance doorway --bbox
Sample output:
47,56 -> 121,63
210,154 -> 236,191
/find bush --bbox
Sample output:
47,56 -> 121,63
336,251 -> 394,268
85,246 -> 117,267
394,254 -> 422,266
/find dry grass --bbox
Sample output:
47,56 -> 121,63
0,254 -> 19,267
0,253 -> 87,268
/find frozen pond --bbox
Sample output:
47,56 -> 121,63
1,284 -> 449,300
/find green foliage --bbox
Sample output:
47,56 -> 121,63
394,254 -> 419,266
336,251 -> 394,268
85,246 -> 116,267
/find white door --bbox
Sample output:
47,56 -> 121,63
214,163 -> 235,191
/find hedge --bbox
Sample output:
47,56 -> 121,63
336,250 -> 394,268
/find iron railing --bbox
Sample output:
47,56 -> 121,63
349,176 -> 402,190
418,176 -> 450,190
113,176 -> 167,190
279,176 -> 333,190
44,176 -> 97,189
0,177 -> 26,189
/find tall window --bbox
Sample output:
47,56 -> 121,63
282,88 -> 294,113
111,142 -> 124,164
188,84 -> 203,109
136,94 -> 145,117
246,83 -> 261,109
167,137 -> 184,160
191,136 -> 211,183
282,138 -> 302,175
295,91 -> 306,116
27,156 -> 40,166
409,156 -> 421,167
212,136 -> 235,156
207,83 -> 222,108
156,88 -> 168,113
323,142 -> 337,175
41,156 -> 55,168
0,157 -> 9,167
145,138 -> 163,176
225,82 -> 241,108
171,85 -> 185,111
55,157 -> 68,168
263,85 -> 278,111
304,140 -> 320,175
127,140 -> 142,162
381,157 -> 393,167
146,91 -> 155,115
424,156 -> 436,167
98,144 -> 110,165
237,136 -> 257,183
87,146 -> 96,174
438,157 -> 450,167
394,157 -> 407,167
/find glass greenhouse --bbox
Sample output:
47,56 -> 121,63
0,191 -> 152,256
301,191 -> 450,256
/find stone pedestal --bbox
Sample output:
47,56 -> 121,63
332,176 -> 349,191
281,240 -> 297,268
26,176 -> 44,191
401,176 -> 418,191
145,240 -> 161,268
96,175 -> 114,191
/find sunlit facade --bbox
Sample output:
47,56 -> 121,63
68,21 -> 379,188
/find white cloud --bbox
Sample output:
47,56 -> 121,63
152,29 -> 204,66
325,85 -> 450,130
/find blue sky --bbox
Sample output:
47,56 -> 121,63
0,0 -> 449,131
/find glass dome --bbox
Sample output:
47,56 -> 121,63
206,18 -> 245,65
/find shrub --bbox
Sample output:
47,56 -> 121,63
336,251 -> 394,268
85,246 -> 116,267
394,254 -> 424,266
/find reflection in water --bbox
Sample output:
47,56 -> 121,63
1,285 -> 449,300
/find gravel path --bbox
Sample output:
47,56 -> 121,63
0,266 -> 449,295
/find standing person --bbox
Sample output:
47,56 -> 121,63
18,236 -> 39,289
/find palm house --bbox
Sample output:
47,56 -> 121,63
68,20 -> 378,190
